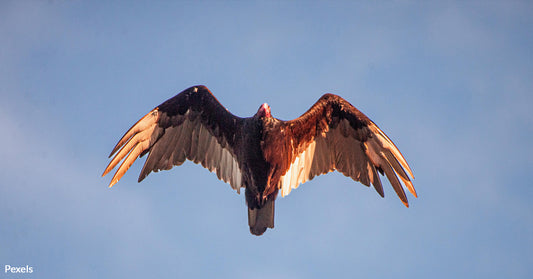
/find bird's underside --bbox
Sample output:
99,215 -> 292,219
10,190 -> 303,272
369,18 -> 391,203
102,85 -> 416,235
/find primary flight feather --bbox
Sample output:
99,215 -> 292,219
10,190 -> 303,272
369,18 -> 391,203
103,85 -> 416,235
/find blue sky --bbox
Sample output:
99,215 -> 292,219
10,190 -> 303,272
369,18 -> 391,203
1,1 -> 532,278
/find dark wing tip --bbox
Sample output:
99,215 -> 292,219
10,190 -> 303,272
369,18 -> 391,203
374,184 -> 385,198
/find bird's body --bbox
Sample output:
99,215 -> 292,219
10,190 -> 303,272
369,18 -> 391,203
103,85 -> 416,235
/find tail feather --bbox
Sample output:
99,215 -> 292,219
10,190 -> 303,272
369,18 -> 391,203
248,199 -> 275,236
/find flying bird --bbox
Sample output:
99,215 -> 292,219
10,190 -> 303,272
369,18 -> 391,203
102,85 -> 416,235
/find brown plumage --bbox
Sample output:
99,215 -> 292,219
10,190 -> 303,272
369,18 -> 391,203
102,85 -> 416,235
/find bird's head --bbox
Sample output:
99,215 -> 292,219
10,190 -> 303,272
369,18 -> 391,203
255,103 -> 272,119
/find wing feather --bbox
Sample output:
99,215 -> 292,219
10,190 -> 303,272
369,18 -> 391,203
110,140 -> 151,187
277,93 -> 415,206
203,136 -> 217,171
196,124 -> 210,163
368,163 -> 384,197
103,125 -> 156,177
103,86 -> 245,191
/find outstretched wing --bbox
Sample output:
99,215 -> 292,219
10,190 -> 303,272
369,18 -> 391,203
102,85 -> 245,193
273,94 -> 416,206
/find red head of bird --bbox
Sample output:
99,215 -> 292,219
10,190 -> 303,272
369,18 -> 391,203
256,103 -> 271,118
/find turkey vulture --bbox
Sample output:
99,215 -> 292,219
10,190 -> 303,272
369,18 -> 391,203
103,85 -> 416,235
